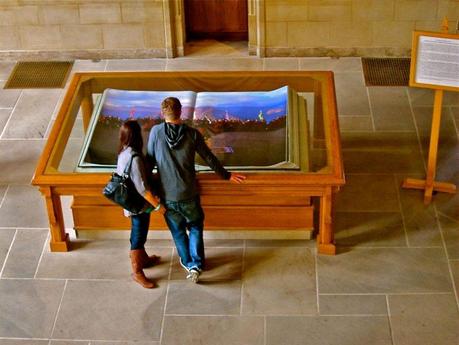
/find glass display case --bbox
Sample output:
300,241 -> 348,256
32,71 -> 344,254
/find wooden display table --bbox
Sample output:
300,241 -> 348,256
32,71 -> 344,255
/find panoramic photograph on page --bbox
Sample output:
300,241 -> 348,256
79,86 -> 291,170
192,86 -> 289,167
81,89 -> 196,166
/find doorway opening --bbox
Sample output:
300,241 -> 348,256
183,0 -> 249,56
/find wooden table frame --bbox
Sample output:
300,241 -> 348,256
32,71 -> 345,255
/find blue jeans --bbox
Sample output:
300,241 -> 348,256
130,212 -> 150,250
164,197 -> 205,271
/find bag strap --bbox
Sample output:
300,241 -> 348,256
123,153 -> 139,176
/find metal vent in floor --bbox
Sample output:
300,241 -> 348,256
362,58 -> 411,86
4,61 -> 74,89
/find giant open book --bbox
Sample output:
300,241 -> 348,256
77,86 -> 309,172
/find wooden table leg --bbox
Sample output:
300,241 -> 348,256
317,187 -> 336,255
40,187 -> 70,252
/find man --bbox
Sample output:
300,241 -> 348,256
147,97 -> 246,283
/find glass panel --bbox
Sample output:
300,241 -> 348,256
53,74 -> 334,175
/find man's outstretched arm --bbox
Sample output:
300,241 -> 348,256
194,130 -> 246,183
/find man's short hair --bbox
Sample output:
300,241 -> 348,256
161,97 -> 182,119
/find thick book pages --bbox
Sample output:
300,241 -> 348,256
76,86 -> 310,172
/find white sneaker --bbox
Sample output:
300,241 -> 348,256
186,269 -> 200,283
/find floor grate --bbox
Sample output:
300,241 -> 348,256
4,61 -> 74,89
362,57 -> 411,86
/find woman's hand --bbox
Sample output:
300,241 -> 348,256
230,173 -> 246,184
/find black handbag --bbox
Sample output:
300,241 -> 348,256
103,153 -> 146,214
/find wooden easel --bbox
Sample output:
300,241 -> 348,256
402,19 -> 458,204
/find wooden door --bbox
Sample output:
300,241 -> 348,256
185,0 -> 248,41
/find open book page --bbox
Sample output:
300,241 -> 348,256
192,86 -> 293,169
78,89 -> 196,168
76,86 -> 307,172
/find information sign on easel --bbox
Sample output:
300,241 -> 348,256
402,19 -> 458,204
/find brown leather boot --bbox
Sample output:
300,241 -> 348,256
130,249 -> 155,289
129,249 -> 160,268
140,249 -> 160,268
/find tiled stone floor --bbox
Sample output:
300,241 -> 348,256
0,49 -> 458,345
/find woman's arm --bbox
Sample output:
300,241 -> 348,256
130,156 -> 164,213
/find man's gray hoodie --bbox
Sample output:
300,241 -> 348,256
147,122 -> 230,202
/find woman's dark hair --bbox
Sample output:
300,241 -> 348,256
118,120 -> 143,154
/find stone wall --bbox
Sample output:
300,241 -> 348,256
264,0 -> 459,57
0,0 -> 167,59
0,0 -> 458,59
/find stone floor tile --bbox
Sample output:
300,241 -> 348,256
341,132 -> 425,174
2,229 -> 48,278
165,280 -> 241,315
451,261 -> 459,305
263,57 -> 299,70
0,109 -> 11,134
368,87 -> 415,131
338,115 -> 373,131
2,89 -> 61,139
266,316 -> 392,345
242,247 -> 317,315
396,175 -> 442,246
0,340 -> 49,345
37,240 -> 172,281
0,140 -> 45,183
204,239 -> 244,247
408,88 -> 459,107
0,185 -> 49,228
144,239 -> 175,247
0,81 -> 21,109
106,59 -> 166,71
50,341 -> 89,345
245,239 -> 313,247
299,57 -> 362,72
170,247 -> 243,281
0,228 -> 15,274
439,215 -> 459,260
166,57 -> 263,71
53,280 -> 166,342
389,294 -> 459,345
319,294 -> 387,315
334,212 -> 407,247
162,316 -> 264,345
412,106 -> 457,141
185,39 -> 248,57
335,174 -> 399,212
299,57 -> 337,71
318,248 -> 452,293
0,279 -> 65,338
0,61 -> 16,80
332,57 -> 363,72
431,143 -> 458,221
90,340 -> 160,345
71,59 -> 107,73
424,140 -> 458,179
0,184 -> 7,205
334,72 -> 370,116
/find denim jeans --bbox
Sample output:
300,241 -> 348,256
130,212 -> 150,250
164,197 -> 205,271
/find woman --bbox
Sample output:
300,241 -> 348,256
117,120 -> 164,289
